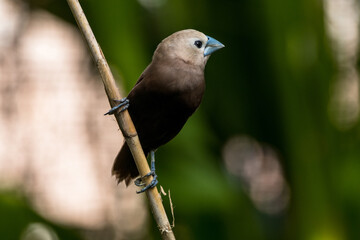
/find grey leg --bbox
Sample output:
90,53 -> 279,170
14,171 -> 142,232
104,98 -> 129,115
134,150 -> 159,193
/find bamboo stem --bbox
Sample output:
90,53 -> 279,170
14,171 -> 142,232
66,1 -> 175,239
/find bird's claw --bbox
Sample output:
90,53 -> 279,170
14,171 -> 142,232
104,98 -> 129,115
135,171 -> 158,194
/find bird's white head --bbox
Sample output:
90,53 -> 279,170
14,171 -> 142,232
153,29 -> 224,69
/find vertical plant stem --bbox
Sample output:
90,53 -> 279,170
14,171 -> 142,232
66,1 -> 175,239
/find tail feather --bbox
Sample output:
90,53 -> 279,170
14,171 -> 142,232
112,143 -> 139,186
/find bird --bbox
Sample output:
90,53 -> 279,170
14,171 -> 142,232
105,29 -> 224,193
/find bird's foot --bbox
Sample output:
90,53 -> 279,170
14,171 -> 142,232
134,171 -> 158,194
104,98 -> 129,115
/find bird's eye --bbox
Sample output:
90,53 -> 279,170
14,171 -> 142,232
194,40 -> 203,48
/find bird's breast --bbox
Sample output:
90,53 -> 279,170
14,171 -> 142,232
151,58 -> 204,88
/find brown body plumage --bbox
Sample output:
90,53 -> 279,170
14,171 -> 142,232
112,29 -> 223,185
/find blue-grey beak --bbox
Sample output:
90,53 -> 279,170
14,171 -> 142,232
204,35 -> 225,56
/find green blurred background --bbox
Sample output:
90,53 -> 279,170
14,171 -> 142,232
2,0 -> 360,239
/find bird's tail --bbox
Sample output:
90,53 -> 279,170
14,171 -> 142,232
112,143 -> 139,186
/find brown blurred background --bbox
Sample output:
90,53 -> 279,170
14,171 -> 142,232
0,0 -> 360,240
